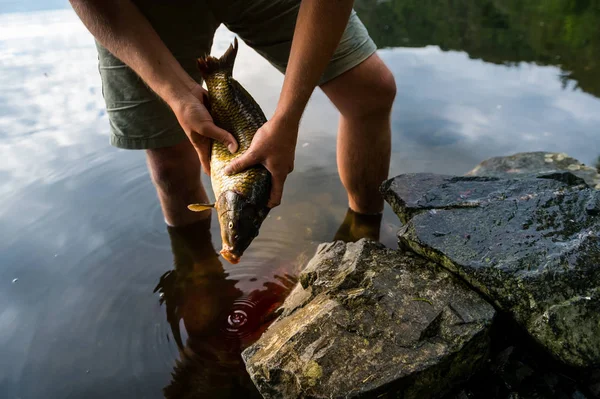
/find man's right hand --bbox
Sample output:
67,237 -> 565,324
172,86 -> 238,175
68,0 -> 238,175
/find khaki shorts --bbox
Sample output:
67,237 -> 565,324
96,1 -> 377,150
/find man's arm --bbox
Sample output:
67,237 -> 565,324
224,0 -> 355,207
274,0 -> 354,124
69,0 -> 238,172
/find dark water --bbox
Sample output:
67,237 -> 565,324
1,1 -> 599,398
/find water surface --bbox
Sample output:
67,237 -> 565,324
1,1 -> 599,397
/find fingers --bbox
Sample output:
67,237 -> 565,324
268,172 -> 287,208
199,145 -> 211,175
223,151 -> 259,176
190,136 -> 211,175
201,123 -> 238,154
176,98 -> 238,153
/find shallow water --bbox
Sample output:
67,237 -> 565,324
1,1 -> 599,398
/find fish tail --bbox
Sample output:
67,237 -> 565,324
197,37 -> 238,78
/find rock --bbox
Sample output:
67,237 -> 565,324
242,240 -> 496,399
381,172 -> 600,368
466,152 -> 600,190
448,313 -> 589,399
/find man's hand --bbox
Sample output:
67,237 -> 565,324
69,0 -> 238,175
223,117 -> 298,208
172,86 -> 238,175
220,0 -> 353,208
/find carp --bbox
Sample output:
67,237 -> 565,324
188,38 -> 271,264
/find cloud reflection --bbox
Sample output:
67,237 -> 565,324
1,7 -> 600,399
376,47 -> 600,175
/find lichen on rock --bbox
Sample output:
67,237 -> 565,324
242,240 -> 496,399
466,151 -> 600,189
381,171 -> 600,368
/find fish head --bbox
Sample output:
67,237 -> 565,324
217,190 -> 270,264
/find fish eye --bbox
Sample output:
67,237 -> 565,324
228,221 -> 234,229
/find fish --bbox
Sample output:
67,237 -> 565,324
187,38 -> 271,264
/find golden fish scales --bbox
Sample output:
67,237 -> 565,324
207,71 -> 270,203
188,38 -> 272,264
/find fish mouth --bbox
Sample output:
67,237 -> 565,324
220,247 -> 241,264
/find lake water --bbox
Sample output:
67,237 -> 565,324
1,1 -> 599,398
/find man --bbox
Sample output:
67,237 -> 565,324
69,0 -> 396,241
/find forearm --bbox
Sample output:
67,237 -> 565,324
275,0 -> 354,126
69,0 -> 196,108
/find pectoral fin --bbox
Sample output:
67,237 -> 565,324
188,203 -> 215,212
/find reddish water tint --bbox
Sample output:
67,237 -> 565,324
151,221 -> 300,397
3,3 -> 600,399
156,257 -> 297,398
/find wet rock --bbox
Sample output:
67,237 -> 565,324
381,172 -> 600,368
446,312 -> 591,399
242,240 -> 496,399
466,152 -> 600,190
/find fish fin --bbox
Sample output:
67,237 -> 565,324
187,203 -> 215,212
197,37 -> 238,78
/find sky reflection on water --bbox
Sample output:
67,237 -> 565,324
1,6 -> 599,399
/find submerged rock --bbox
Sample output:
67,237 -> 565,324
446,312 -> 596,399
466,151 -> 600,190
381,172 -> 600,368
242,240 -> 496,399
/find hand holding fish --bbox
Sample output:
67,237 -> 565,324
224,115 -> 298,208
173,85 -> 239,174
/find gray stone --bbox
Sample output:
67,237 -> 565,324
241,240 -> 496,399
381,172 -> 600,368
466,151 -> 600,190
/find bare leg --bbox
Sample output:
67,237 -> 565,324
146,139 -> 211,226
320,53 -> 396,215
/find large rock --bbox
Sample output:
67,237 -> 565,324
381,172 -> 600,368
241,240 -> 496,399
466,151 -> 600,190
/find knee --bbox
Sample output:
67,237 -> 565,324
367,66 -> 396,116
328,56 -> 397,119
147,144 -> 200,197
347,67 -> 396,121
150,160 -> 186,196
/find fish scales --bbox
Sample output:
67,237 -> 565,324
189,38 -> 272,264
208,76 -> 269,203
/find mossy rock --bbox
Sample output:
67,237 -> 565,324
242,240 -> 495,398
382,171 -> 600,368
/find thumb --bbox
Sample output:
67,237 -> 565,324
267,172 -> 286,208
223,151 -> 259,176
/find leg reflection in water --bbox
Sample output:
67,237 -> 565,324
154,218 -> 297,398
333,207 -> 383,243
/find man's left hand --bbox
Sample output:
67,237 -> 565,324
223,116 -> 298,208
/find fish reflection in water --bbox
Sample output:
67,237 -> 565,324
153,218 -> 297,398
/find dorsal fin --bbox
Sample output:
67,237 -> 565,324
197,37 -> 238,78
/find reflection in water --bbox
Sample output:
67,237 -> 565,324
333,208 -> 383,243
355,0 -> 600,98
153,219 -> 296,398
2,3 -> 600,398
